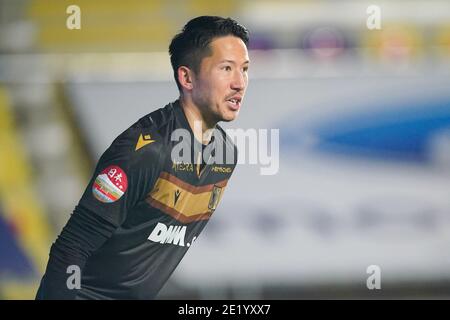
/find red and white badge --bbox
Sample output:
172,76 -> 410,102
92,165 -> 128,203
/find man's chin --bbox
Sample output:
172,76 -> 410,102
221,110 -> 239,122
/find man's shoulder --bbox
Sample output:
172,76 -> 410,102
131,102 -> 175,133
121,102 -> 177,144
102,103 -> 176,167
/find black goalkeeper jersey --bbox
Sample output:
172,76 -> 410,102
36,100 -> 238,300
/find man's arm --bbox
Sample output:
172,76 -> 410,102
35,204 -> 117,299
36,126 -> 161,299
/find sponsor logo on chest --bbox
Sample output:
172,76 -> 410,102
148,222 -> 197,247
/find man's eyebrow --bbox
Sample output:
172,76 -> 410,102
219,59 -> 250,65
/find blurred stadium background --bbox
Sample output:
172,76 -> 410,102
1,0 -> 450,299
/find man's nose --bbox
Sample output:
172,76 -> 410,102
231,70 -> 246,91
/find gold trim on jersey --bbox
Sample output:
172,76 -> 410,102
146,172 -> 228,223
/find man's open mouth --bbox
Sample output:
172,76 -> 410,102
226,96 -> 242,109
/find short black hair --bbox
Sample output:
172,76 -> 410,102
169,16 -> 249,91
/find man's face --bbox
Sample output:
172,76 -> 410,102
191,35 -> 249,124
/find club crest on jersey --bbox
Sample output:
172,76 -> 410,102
208,185 -> 223,212
92,165 -> 128,203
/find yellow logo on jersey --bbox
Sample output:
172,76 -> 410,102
172,162 -> 194,172
135,134 -> 155,151
211,166 -> 232,173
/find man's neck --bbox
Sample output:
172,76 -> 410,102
179,95 -> 216,145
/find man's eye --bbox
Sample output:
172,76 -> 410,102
222,66 -> 232,71
243,67 -> 249,72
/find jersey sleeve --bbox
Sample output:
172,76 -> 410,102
36,126 -> 162,299
78,127 -> 162,226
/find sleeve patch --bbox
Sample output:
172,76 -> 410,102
92,165 -> 128,203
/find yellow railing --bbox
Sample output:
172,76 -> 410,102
0,87 -> 52,299
27,0 -> 237,52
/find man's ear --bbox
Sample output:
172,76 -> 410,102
178,66 -> 194,91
